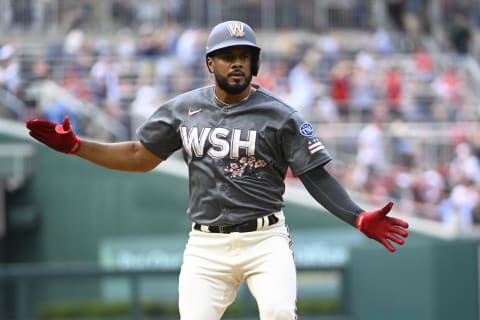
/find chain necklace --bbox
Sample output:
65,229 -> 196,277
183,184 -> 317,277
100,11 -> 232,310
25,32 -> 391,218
214,87 -> 253,106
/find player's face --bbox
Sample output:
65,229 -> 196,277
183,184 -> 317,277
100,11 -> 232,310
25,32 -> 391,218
209,46 -> 253,94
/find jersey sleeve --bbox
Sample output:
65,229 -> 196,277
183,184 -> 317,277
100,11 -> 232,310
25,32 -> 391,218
135,102 -> 183,160
280,111 -> 332,176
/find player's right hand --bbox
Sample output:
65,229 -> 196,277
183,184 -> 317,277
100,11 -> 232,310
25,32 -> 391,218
26,116 -> 81,154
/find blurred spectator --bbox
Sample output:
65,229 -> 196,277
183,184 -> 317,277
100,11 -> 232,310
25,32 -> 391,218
60,0 -> 93,31
31,0 -> 55,32
448,11 -> 472,56
319,35 -> 340,68
158,15 -> 183,56
471,134 -> 480,161
61,66 -> 91,101
437,187 -> 455,223
311,96 -> 338,123
414,169 -> 446,206
11,0 -> 33,30
373,28 -> 395,55
64,27 -> 84,53
402,0 -> 430,38
408,78 -> 435,121
24,60 -> 83,133
116,28 -> 138,59
412,45 -> 435,81
355,50 -> 374,71
386,0 -> 405,31
431,65 -> 465,121
448,142 -> 480,185
175,26 -> 205,69
355,118 -> 386,175
131,76 -> 161,122
0,43 -> 21,95
90,53 -> 121,103
62,28 -> 95,74
448,123 -> 468,146
169,60 -> 197,95
136,25 -> 163,60
329,60 -> 351,120
473,201 -> 480,225
42,100 -> 80,132
390,116 -> 415,166
442,178 -> 479,227
383,65 -> 404,119
272,59 -> 292,91
253,60 -> 275,91
350,52 -> 376,122
135,0 -> 162,27
114,28 -> 140,77
287,48 -> 320,113
390,164 -> 416,209
111,0 -> 135,28
352,0 -> 370,29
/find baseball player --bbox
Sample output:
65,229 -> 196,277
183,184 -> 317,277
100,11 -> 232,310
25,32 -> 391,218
26,21 -> 409,320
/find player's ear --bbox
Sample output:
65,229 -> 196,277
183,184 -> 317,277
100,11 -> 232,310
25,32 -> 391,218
206,56 -> 214,73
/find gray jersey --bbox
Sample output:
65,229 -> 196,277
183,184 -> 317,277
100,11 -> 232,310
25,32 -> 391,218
136,85 -> 331,225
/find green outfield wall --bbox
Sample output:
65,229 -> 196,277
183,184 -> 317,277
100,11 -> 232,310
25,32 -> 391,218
348,236 -> 478,320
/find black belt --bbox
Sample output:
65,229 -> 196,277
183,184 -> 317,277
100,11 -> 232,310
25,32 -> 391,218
193,214 -> 279,234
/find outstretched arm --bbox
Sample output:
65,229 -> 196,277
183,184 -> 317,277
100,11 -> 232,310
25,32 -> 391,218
299,165 -> 409,252
76,139 -> 162,172
26,116 -> 162,172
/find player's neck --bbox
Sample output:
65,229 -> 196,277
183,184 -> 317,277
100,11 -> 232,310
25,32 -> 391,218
214,86 -> 254,106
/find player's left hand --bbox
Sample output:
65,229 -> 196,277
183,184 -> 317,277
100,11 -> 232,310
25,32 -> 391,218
355,202 -> 409,252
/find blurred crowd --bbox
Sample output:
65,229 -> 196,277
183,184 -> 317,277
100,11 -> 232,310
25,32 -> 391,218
1,0 -> 480,228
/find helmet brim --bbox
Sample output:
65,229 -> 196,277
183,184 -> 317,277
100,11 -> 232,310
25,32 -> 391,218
206,41 -> 260,56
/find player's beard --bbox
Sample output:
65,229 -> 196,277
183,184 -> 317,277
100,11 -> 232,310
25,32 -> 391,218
215,71 -> 252,94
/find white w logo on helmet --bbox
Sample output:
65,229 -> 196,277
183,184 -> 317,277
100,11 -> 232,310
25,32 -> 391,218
226,22 -> 246,38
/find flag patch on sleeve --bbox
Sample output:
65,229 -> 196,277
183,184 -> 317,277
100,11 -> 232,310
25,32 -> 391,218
307,137 -> 325,154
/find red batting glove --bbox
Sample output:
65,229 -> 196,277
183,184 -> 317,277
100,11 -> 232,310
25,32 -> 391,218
355,202 -> 409,252
26,116 -> 81,154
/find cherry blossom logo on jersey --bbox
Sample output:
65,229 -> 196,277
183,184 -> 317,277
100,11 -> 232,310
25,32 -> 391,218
224,155 -> 267,178
299,122 -> 314,137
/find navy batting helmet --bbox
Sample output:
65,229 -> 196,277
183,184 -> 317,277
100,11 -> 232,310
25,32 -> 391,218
205,20 -> 261,76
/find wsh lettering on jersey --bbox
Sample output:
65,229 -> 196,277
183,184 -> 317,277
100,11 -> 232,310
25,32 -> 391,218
180,126 -> 256,159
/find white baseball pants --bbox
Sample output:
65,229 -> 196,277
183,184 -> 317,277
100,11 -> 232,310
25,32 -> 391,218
178,215 -> 297,320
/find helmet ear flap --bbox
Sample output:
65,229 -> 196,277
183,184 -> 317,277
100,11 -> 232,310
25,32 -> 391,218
252,50 -> 260,76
